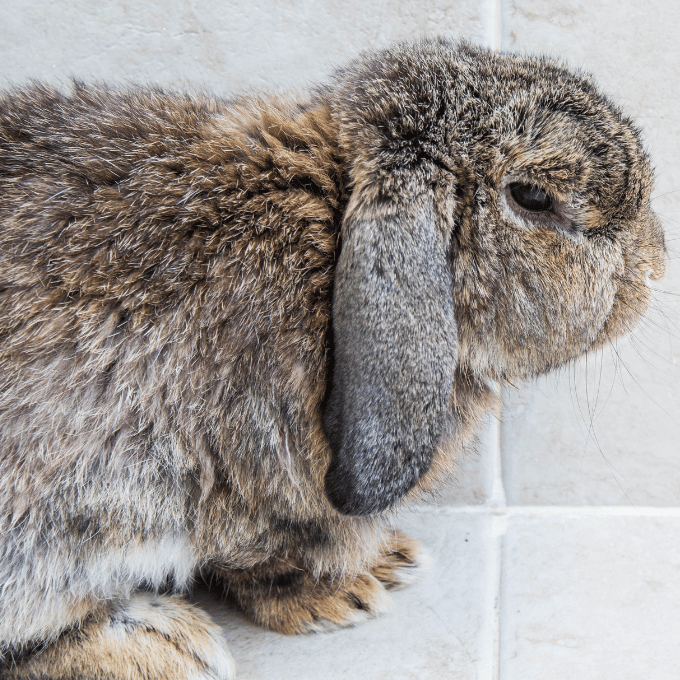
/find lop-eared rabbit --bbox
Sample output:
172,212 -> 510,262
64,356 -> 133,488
0,39 -> 665,679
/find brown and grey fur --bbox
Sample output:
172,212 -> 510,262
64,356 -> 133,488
0,38 -> 665,678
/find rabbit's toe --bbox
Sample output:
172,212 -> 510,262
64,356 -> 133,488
295,572 -> 394,633
217,561 -> 393,634
6,592 -> 235,680
370,530 -> 431,590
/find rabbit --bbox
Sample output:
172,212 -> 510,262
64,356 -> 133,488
0,37 -> 666,679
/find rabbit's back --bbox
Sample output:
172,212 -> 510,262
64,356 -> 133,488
0,84 -> 352,647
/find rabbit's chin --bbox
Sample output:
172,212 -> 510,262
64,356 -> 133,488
590,292 -> 653,353
459,318 -> 631,382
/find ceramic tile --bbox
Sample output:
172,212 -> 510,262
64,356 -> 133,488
500,512 -> 680,679
502,0 -> 680,507
502,337 -> 680,505
193,510 -> 495,680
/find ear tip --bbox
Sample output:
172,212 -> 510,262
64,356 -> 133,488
323,465 -> 360,515
324,463 -> 401,516
324,483 -> 386,516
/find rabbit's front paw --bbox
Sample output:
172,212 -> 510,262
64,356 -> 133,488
370,530 -> 431,590
215,532 -> 429,635
6,593 -> 235,680
217,560 -> 393,634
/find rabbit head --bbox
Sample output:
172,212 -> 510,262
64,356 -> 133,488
322,39 -> 666,515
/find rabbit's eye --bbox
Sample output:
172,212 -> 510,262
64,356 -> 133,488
509,183 -> 553,212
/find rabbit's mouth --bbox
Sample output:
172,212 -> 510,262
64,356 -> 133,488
596,209 -> 667,344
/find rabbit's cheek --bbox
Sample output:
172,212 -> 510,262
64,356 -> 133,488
480,244 -> 620,377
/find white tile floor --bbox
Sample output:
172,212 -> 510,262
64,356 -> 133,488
196,509 -> 496,680
195,427 -> 680,679
500,510 -> 680,680
2,0 -> 680,677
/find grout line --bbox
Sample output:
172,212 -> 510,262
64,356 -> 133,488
418,504 -> 680,517
490,514 -> 507,680
486,381 -> 506,680
489,384 -> 506,508
491,383 -> 506,680
491,0 -> 502,52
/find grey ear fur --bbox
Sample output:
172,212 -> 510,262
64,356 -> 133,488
323,189 -> 458,515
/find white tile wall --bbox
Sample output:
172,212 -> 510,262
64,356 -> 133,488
0,0 -> 494,91
500,0 -> 680,510
1,0 -> 679,677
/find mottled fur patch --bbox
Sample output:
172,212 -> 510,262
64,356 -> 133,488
5,594 -> 234,680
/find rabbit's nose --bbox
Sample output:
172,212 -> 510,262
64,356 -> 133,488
644,212 -> 667,280
642,247 -> 666,281
649,255 -> 667,281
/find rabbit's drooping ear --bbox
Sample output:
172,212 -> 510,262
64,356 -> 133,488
323,187 -> 458,516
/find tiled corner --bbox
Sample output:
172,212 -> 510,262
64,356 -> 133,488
500,511 -> 680,680
435,412 -> 500,506
195,509 -> 495,680
198,505 -> 680,680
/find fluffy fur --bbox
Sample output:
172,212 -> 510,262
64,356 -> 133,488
0,38 -> 665,678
